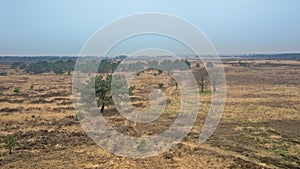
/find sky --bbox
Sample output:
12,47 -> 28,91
0,0 -> 299,56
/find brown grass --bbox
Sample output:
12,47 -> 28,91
0,59 -> 299,168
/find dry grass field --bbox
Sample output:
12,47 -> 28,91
0,59 -> 299,168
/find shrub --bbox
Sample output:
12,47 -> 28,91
13,88 -> 20,94
0,72 -> 7,76
129,86 -> 135,96
76,112 -> 84,121
158,83 -> 164,89
138,139 -> 147,150
206,62 -> 214,68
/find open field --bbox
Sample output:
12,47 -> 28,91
0,60 -> 299,168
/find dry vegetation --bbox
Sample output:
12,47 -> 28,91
0,60 -> 299,168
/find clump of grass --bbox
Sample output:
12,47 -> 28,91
138,139 -> 147,150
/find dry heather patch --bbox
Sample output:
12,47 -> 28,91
0,60 -> 299,168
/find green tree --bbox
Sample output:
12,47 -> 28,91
11,62 -> 27,70
184,60 -> 191,69
95,75 -> 113,113
3,135 -> 17,154
80,74 -> 130,113
52,61 -> 65,74
159,60 -> 173,74
193,68 -> 209,92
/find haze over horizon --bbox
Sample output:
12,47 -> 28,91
1,1 -> 299,56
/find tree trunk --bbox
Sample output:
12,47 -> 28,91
213,85 -> 216,92
9,148 -> 12,154
101,103 -> 105,113
201,78 -> 205,92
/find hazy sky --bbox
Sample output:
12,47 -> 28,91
0,0 -> 299,55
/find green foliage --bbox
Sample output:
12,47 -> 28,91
159,60 -> 173,73
128,61 -> 145,72
193,68 -> 209,92
76,112 -> 84,121
11,62 -> 27,70
138,139 -> 147,150
30,84 -> 34,90
206,62 -> 214,68
129,86 -> 135,96
80,74 -> 130,113
183,60 -> 191,69
13,88 -> 20,94
80,75 -> 112,112
23,60 -> 75,74
146,60 -> 159,68
97,60 -> 120,73
3,135 -> 17,154
157,69 -> 163,75
0,71 -> 7,76
172,59 -> 190,70
94,75 -> 113,108
158,83 -> 164,89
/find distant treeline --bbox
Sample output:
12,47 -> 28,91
11,60 -> 76,74
0,56 -> 77,63
77,59 -> 191,74
222,53 -> 300,60
10,58 -> 192,75
1,53 -> 300,63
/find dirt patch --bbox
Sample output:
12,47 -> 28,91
0,107 -> 21,113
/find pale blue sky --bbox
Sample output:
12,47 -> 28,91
0,0 -> 299,55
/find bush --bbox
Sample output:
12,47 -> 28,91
13,88 -> 19,94
0,72 -> 7,76
129,86 -> 135,96
206,62 -> 214,68
158,83 -> 164,89
76,112 -> 84,121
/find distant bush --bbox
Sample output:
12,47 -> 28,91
20,60 -> 75,74
76,112 -> 84,121
13,88 -> 20,94
11,62 -> 27,70
158,83 -> 164,89
206,62 -> 214,68
0,71 -> 7,76
129,86 -> 135,96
